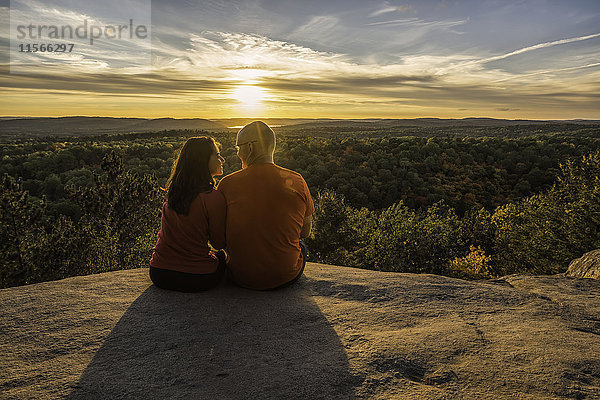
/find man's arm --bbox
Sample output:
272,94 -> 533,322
300,214 -> 312,239
207,190 -> 226,250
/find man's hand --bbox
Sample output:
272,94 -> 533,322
300,214 -> 312,239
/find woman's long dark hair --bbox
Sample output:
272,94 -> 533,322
165,136 -> 219,215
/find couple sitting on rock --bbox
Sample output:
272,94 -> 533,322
149,121 -> 314,292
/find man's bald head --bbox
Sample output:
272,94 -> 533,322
238,121 -> 275,153
236,121 -> 276,168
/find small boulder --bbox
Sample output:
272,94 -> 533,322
566,249 -> 600,279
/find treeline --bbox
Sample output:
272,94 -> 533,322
2,128 -> 599,217
1,127 -> 599,287
1,152 -> 161,287
277,134 -> 597,214
307,150 -> 600,278
278,123 -> 600,139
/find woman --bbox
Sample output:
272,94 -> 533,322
149,136 -> 227,292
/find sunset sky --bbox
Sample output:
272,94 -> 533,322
1,0 -> 599,119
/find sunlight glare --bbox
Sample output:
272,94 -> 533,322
231,85 -> 266,110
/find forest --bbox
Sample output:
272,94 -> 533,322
1,124 -> 599,288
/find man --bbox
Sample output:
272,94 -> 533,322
217,121 -> 313,290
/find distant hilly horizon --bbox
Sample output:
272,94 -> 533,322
0,116 -> 599,137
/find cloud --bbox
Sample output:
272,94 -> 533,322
366,17 -> 417,26
2,20 -> 599,119
257,72 -> 600,109
259,74 -> 436,95
491,62 -> 600,83
368,4 -> 414,18
290,15 -> 340,37
0,66 -> 236,96
3,28 -> 599,108
8,0 -> 152,70
365,18 -> 466,28
478,32 -> 600,65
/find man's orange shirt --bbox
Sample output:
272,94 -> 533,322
216,163 -> 314,290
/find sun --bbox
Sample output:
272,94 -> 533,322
231,85 -> 266,111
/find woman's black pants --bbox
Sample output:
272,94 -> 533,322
149,250 -> 227,293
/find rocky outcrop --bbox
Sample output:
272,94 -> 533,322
1,263 -> 599,399
566,249 -> 600,279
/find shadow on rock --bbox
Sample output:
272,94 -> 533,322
66,278 -> 356,399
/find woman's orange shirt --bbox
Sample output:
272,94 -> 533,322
150,189 -> 226,274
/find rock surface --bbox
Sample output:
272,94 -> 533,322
567,249 -> 600,280
1,263 -> 599,399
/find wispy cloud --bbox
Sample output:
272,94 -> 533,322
478,32 -> 600,64
8,0 -> 151,70
491,62 -> 600,83
365,18 -> 466,28
0,66 -> 237,96
368,4 -> 414,18
366,17 -> 417,26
